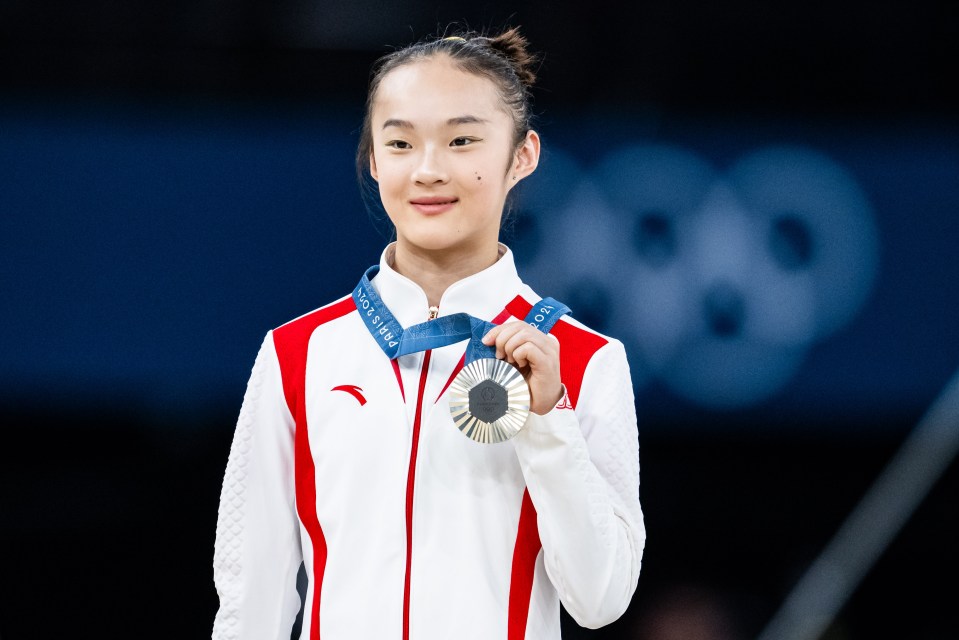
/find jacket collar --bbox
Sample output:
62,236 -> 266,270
370,243 -> 523,329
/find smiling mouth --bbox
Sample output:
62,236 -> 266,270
410,198 -> 458,214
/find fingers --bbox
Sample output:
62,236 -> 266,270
506,332 -> 557,369
510,341 -> 536,369
481,322 -> 522,360
482,322 -> 559,368
482,322 -> 563,415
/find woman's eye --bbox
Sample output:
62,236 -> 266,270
451,137 -> 478,147
386,140 -> 411,150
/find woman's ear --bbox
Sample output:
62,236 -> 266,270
369,151 -> 379,182
509,130 -> 540,187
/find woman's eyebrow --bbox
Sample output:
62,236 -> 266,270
447,115 -> 488,126
382,118 -> 414,130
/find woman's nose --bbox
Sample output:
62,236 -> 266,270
412,146 -> 449,185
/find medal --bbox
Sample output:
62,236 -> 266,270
448,358 -> 530,444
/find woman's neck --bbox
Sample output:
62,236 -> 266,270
389,242 -> 502,307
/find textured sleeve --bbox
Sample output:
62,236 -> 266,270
212,331 -> 303,640
511,338 -> 645,628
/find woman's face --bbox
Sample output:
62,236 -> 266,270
369,55 -> 538,258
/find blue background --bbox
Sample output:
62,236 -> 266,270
3,104 -> 957,430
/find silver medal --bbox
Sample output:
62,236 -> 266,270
448,357 -> 530,443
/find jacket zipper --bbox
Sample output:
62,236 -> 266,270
403,305 -> 437,639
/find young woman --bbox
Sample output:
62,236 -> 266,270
212,27 -> 645,640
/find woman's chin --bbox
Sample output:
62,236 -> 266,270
398,232 -> 474,256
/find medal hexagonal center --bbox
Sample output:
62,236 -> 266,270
468,379 -> 509,424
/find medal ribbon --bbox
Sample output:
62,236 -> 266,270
352,265 -> 570,364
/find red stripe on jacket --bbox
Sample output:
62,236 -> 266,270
273,297 -> 356,640
503,295 -> 608,639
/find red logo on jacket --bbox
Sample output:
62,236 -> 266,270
331,384 -> 367,406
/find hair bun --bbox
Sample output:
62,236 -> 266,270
483,27 -> 538,89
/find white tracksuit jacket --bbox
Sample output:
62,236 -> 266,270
212,244 -> 645,640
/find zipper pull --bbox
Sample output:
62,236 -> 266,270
427,305 -> 439,320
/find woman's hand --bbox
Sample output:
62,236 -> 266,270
482,322 -> 563,415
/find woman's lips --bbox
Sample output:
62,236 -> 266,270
410,197 -> 458,215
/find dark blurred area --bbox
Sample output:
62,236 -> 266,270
1,2 -> 958,639
1,0 -> 957,114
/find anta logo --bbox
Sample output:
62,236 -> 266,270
555,394 -> 573,410
331,384 -> 367,406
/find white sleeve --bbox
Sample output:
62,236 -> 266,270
212,331 -> 303,640
511,338 -> 645,628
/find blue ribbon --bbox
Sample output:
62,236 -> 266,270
352,265 -> 570,364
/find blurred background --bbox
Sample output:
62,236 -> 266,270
1,1 -> 957,638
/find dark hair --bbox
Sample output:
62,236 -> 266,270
355,26 -> 540,229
